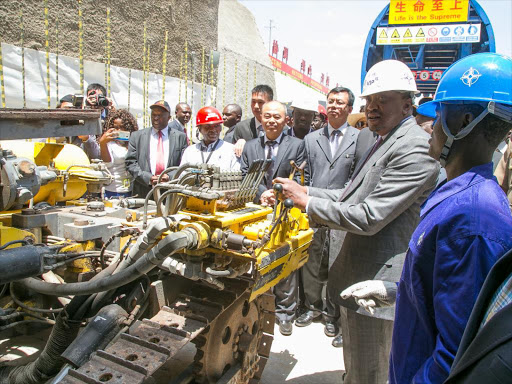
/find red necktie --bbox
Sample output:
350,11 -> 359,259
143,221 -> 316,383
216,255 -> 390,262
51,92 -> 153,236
155,130 -> 165,175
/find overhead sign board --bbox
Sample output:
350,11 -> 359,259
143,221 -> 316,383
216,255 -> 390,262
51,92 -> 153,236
377,23 -> 481,45
389,0 -> 469,25
411,69 -> 444,81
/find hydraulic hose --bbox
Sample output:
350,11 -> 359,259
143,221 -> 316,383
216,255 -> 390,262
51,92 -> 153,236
0,309 -> 81,384
19,229 -> 197,296
90,215 -> 188,313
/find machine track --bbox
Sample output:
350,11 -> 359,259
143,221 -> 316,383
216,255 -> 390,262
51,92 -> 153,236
60,278 -> 275,384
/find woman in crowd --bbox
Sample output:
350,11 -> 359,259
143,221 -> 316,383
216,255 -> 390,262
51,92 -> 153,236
99,109 -> 139,197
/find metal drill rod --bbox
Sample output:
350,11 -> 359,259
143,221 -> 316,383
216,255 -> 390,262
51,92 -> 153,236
243,159 -> 265,202
241,159 -> 263,202
237,159 -> 259,204
249,159 -> 273,202
236,160 -> 260,203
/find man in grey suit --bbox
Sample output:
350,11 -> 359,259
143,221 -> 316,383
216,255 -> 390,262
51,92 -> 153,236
296,86 -> 368,347
274,60 -> 440,383
126,100 -> 188,198
232,85 -> 274,157
241,101 -> 305,336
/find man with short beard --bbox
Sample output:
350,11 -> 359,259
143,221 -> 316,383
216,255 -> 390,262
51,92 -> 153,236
180,106 -> 239,171
273,60 -> 439,383
126,100 -> 187,198
288,99 -> 316,139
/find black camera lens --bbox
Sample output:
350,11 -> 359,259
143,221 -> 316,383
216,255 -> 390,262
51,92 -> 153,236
97,95 -> 109,107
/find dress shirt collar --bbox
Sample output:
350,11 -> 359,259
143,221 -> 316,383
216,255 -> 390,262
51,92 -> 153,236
264,132 -> 284,145
152,127 -> 168,138
255,117 -> 262,129
328,121 -> 348,137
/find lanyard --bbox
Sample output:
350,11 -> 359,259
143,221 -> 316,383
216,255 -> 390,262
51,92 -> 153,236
200,139 -> 220,164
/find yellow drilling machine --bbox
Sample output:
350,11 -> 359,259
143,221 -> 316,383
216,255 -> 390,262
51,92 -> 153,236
0,108 -> 313,384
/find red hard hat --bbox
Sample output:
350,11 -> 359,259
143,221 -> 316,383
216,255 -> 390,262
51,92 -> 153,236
318,105 -> 327,118
196,106 -> 223,126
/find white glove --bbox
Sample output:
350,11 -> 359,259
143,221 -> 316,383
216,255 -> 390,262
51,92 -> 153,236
340,280 -> 397,315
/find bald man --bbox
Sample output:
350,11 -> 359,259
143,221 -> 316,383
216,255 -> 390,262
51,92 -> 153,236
241,101 -> 306,335
222,103 -> 242,144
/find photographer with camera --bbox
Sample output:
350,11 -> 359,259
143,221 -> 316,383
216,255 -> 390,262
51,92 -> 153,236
99,109 -> 139,198
84,83 -> 115,118
72,83 -> 115,160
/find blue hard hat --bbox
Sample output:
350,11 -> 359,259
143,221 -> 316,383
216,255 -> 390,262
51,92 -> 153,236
418,53 -> 512,118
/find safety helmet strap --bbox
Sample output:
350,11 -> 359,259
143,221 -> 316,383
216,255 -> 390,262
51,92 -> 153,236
439,102 -> 490,167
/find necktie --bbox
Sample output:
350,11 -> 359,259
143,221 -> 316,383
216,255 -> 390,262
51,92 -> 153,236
155,130 -> 165,175
330,129 -> 342,156
265,140 -> 277,188
339,136 -> 383,201
258,125 -> 264,138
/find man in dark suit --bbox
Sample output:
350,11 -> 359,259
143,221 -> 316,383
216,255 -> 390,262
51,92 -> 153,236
232,84 -> 274,157
168,102 -> 191,137
221,103 -> 242,144
126,100 -> 188,198
297,87 -> 368,348
241,101 -> 305,336
275,60 -> 440,383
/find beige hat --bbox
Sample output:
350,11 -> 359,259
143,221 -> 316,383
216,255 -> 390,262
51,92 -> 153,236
347,113 -> 366,127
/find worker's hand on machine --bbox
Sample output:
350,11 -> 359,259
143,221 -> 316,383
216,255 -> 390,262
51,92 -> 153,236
340,280 -> 398,315
272,177 -> 309,211
151,174 -> 169,185
260,189 -> 276,206
99,128 -> 118,145
233,139 -> 246,157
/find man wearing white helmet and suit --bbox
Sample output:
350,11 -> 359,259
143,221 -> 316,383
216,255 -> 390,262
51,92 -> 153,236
273,60 -> 440,383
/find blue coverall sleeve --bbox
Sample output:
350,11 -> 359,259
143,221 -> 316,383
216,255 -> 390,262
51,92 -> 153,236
412,235 -> 504,383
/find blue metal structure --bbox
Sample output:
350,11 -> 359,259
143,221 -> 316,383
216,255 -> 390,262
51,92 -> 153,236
361,0 -> 495,95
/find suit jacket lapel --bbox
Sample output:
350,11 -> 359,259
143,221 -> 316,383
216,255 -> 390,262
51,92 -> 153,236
250,117 -> 257,139
167,128 -> 174,167
450,304 -> 512,377
273,135 -> 290,177
316,126 -> 333,163
332,125 -> 356,163
257,136 -> 265,159
341,118 -> 414,201
143,127 -> 152,170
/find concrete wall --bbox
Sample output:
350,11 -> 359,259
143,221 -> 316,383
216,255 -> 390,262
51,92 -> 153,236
216,0 -> 276,119
0,0 -> 277,122
0,0 -> 219,79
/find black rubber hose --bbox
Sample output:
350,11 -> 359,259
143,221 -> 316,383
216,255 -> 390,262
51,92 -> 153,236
10,283 -> 63,313
0,239 -> 29,250
0,309 -> 81,384
99,234 -> 117,269
19,230 -> 195,296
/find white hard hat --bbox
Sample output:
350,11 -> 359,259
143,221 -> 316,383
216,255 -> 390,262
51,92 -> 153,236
291,97 -> 317,112
361,60 -> 418,97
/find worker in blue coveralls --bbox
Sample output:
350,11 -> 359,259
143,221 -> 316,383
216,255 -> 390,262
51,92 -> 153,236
340,52 -> 512,384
